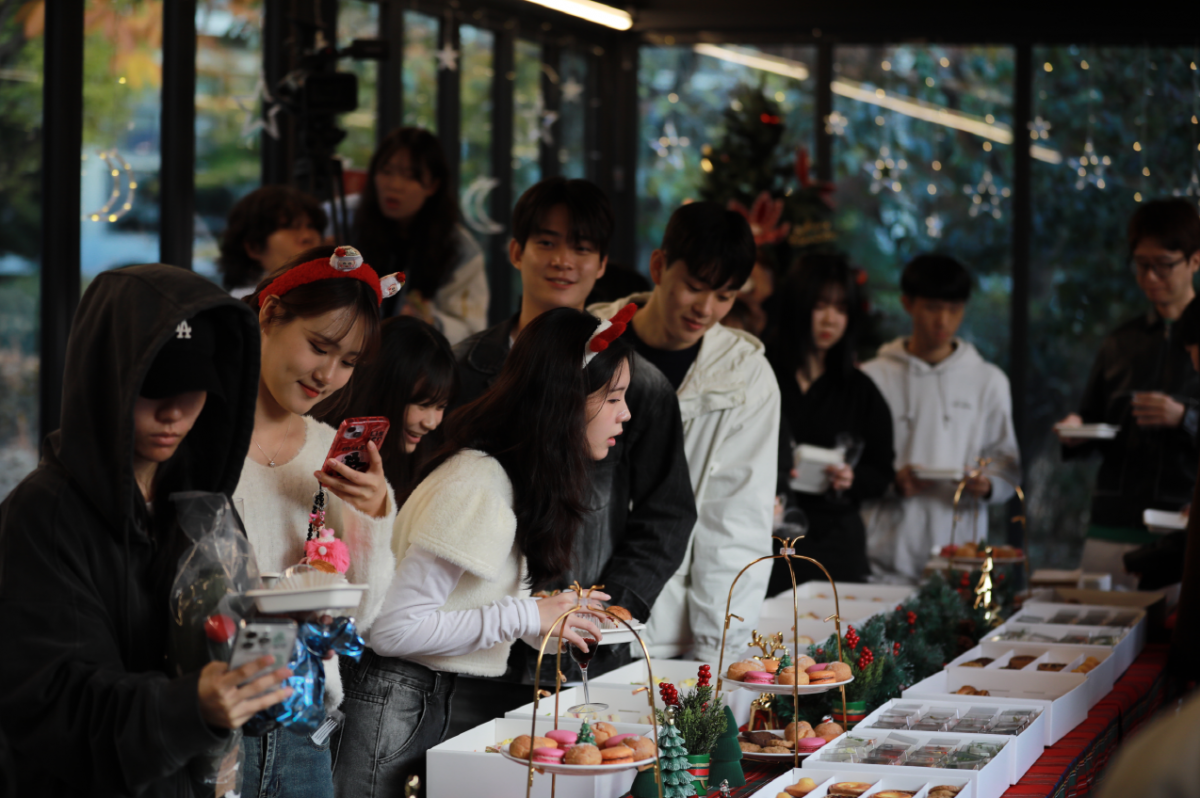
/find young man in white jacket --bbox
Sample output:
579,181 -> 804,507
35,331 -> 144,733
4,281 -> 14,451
861,255 -> 1021,583
590,202 -> 781,664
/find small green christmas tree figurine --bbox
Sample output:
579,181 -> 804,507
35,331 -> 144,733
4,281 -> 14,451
779,651 -> 793,670
577,720 -> 595,746
633,714 -> 695,798
707,705 -> 745,788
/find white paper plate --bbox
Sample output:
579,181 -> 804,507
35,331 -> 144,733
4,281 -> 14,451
499,744 -> 654,775
1054,423 -> 1119,439
913,467 -> 964,481
245,584 -> 367,614
594,621 -> 646,646
1144,508 -> 1187,532
727,675 -> 854,695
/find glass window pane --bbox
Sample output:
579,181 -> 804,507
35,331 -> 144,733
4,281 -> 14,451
80,0 -> 163,283
637,44 -> 816,271
0,12 -> 42,498
1026,46 -> 1199,567
459,25 -> 494,200
832,45 -> 1014,367
194,1 -> 263,279
558,50 -> 588,179
513,39 -> 542,199
338,0 -> 378,169
402,11 -> 437,130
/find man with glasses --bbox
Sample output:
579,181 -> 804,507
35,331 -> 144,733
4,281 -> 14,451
1056,198 -> 1200,587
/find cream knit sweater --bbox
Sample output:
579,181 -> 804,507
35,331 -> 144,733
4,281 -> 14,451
388,449 -> 530,676
233,414 -> 398,708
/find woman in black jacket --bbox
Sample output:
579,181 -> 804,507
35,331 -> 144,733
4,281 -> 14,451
0,264 -> 288,797
767,254 -> 895,593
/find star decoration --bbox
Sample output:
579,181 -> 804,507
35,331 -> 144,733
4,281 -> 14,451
866,145 -> 907,194
1068,138 -> 1111,190
825,111 -> 849,136
1027,116 -> 1052,141
538,110 -> 559,145
963,170 -> 1010,219
436,44 -> 459,72
235,72 -> 282,140
925,213 -> 944,239
561,77 -> 584,104
651,121 -> 685,168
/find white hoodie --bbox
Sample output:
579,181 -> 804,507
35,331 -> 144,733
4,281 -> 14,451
860,337 -> 1020,582
589,295 -> 781,663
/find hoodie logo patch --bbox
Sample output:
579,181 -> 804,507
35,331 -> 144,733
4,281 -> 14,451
175,320 -> 193,340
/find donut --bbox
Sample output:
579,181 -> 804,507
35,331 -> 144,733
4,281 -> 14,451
532,747 -> 565,764
545,729 -> 577,747
807,669 -> 836,684
564,744 -> 602,765
601,746 -> 633,764
605,733 -> 640,749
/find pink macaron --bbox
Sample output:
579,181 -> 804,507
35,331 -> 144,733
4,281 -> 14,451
545,729 -> 577,747
743,671 -> 775,684
532,747 -> 565,764
605,733 -> 640,748
796,737 -> 826,753
805,663 -> 828,673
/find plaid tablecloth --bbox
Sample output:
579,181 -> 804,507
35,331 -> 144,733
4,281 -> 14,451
652,644 -> 1174,798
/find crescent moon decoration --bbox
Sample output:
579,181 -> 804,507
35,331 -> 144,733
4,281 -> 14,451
461,176 -> 505,236
86,148 -> 137,223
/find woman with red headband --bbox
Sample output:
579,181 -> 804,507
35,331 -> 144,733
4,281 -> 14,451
233,245 -> 401,798
330,305 -> 635,797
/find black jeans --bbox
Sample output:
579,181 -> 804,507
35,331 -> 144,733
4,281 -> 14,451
330,651 -> 457,798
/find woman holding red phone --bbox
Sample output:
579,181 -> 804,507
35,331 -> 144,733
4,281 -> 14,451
232,245 -> 400,798
330,306 -> 635,797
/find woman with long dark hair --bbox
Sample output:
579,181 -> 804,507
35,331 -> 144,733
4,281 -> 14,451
767,254 -> 895,592
331,306 -> 634,797
343,126 -> 488,344
316,316 -> 458,498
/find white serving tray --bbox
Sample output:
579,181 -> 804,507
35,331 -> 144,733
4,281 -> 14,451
1053,423 -> 1119,439
245,583 -> 367,614
948,643 -> 1115,708
902,669 -> 1087,745
913,467 -> 965,481
805,729 -> 1013,798
1144,508 -> 1187,532
499,743 -> 654,775
426,717 -> 651,798
727,674 -> 855,696
1018,600 -> 1146,672
589,659 -> 755,727
855,698 -> 1045,785
752,769 -> 974,798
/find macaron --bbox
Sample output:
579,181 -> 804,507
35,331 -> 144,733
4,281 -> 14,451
601,746 -> 633,764
808,669 -> 837,684
605,733 -> 640,748
805,663 -> 828,673
743,671 -> 775,684
532,747 -> 565,764
545,729 -> 578,747
796,737 -> 827,753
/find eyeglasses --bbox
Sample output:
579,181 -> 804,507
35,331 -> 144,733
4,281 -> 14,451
1131,256 -> 1188,279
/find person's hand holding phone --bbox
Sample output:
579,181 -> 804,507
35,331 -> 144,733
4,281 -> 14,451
197,656 -> 293,730
315,439 -> 389,518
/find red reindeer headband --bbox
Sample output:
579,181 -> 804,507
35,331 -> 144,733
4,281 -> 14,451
584,303 -> 637,367
257,246 -> 404,307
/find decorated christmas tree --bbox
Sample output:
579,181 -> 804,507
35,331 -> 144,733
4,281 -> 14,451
707,706 -> 745,788
657,718 -> 697,798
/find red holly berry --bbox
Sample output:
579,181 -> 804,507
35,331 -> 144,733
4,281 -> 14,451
658,682 -> 680,706
893,641 -> 901,655
906,611 -> 917,625
895,604 -> 904,613
697,665 -> 712,687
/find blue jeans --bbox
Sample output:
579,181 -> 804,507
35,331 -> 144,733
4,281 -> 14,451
331,650 -> 457,798
241,726 -> 334,798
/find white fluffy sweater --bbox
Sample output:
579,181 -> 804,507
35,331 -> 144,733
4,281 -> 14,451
233,415 -> 398,709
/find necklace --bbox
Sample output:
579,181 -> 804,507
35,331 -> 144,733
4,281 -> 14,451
255,416 -> 294,467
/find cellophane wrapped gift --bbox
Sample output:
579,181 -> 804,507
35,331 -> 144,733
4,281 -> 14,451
167,491 -> 261,798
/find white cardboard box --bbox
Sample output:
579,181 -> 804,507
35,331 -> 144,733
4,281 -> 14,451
902,669 -> 1087,745
426,716 -> 651,798
980,618 -> 1137,675
803,731 -> 1012,798
948,643 -> 1115,708
1016,601 -> 1146,672
854,698 -> 1046,784
791,582 -> 918,604
589,659 -> 755,726
752,769 -> 974,798
757,595 -> 891,637
505,685 -> 656,726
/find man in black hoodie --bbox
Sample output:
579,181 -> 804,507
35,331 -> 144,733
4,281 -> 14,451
0,264 -> 290,797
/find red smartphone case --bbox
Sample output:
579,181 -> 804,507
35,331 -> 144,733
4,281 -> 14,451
323,416 -> 390,475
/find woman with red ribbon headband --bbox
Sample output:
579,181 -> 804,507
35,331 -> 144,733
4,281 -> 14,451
234,245 -> 401,798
